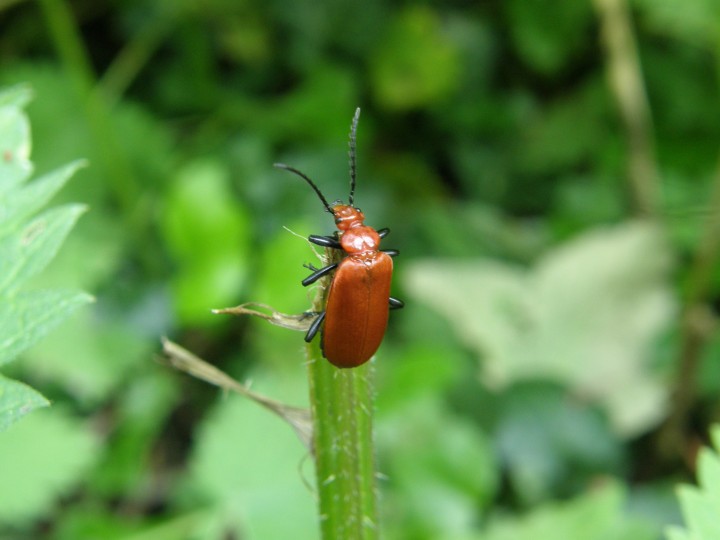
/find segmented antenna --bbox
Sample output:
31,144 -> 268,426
348,107 -> 361,206
273,163 -> 334,214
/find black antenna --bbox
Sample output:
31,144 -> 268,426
348,107 -> 361,206
274,163 -> 334,214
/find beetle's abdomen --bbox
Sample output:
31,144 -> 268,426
322,252 -> 393,368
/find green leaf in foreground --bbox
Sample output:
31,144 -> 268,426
0,288 -> 95,367
0,83 -> 32,109
0,204 -> 87,294
0,86 -> 92,431
666,425 -> 720,540
161,159 -> 250,325
0,87 -> 32,190
0,160 -> 86,233
0,375 -> 50,432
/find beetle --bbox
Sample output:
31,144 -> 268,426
274,108 -> 403,368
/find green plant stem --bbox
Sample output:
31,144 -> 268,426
593,0 -> 659,218
306,249 -> 379,540
38,0 -> 138,210
100,16 -> 173,108
660,158 -> 720,458
38,0 -> 159,274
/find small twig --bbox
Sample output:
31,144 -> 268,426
212,302 -> 316,332
160,337 -> 313,451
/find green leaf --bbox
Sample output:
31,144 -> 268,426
0,84 -> 32,108
378,396 -> 498,538
0,407 -> 100,526
483,481 -> 656,540
505,0 -> 593,74
0,101 -> 32,190
21,310 -> 150,405
0,374 -> 50,433
371,6 -> 460,110
495,383 -> 623,504
516,82 -> 610,176
668,425 -> 720,540
53,504 -> 140,540
0,204 -> 87,294
666,526 -> 692,540
633,0 -> 720,47
249,221 -> 323,368
90,370 -> 178,496
252,66 -> 358,144
189,369 -> 316,539
376,342 -> 464,412
161,159 -> 250,325
0,160 -> 86,232
405,221 -> 675,436
0,288 -> 94,367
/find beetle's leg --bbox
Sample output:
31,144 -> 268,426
382,249 -> 399,257
303,262 -> 320,272
302,263 -> 338,286
309,234 -> 341,249
304,311 -> 326,342
304,233 -> 341,285
389,297 -> 404,309
377,228 -> 390,239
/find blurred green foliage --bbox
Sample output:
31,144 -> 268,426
0,0 -> 719,538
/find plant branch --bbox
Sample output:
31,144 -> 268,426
38,0 -> 140,210
660,157 -> 720,458
100,16 -> 174,107
594,0 -> 660,217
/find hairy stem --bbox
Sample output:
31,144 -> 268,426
306,248 -> 378,540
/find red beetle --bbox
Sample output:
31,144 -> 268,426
275,108 -> 403,368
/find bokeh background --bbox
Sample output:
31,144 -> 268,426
1,0 -> 719,538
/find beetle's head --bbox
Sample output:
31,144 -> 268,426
332,204 -> 365,230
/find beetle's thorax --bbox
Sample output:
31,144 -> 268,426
333,204 -> 381,255
340,226 -> 380,255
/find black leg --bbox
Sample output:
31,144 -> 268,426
302,263 -> 338,286
305,311 -> 326,342
309,234 -> 341,249
382,249 -> 399,257
377,228 -> 390,239
389,297 -> 404,309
